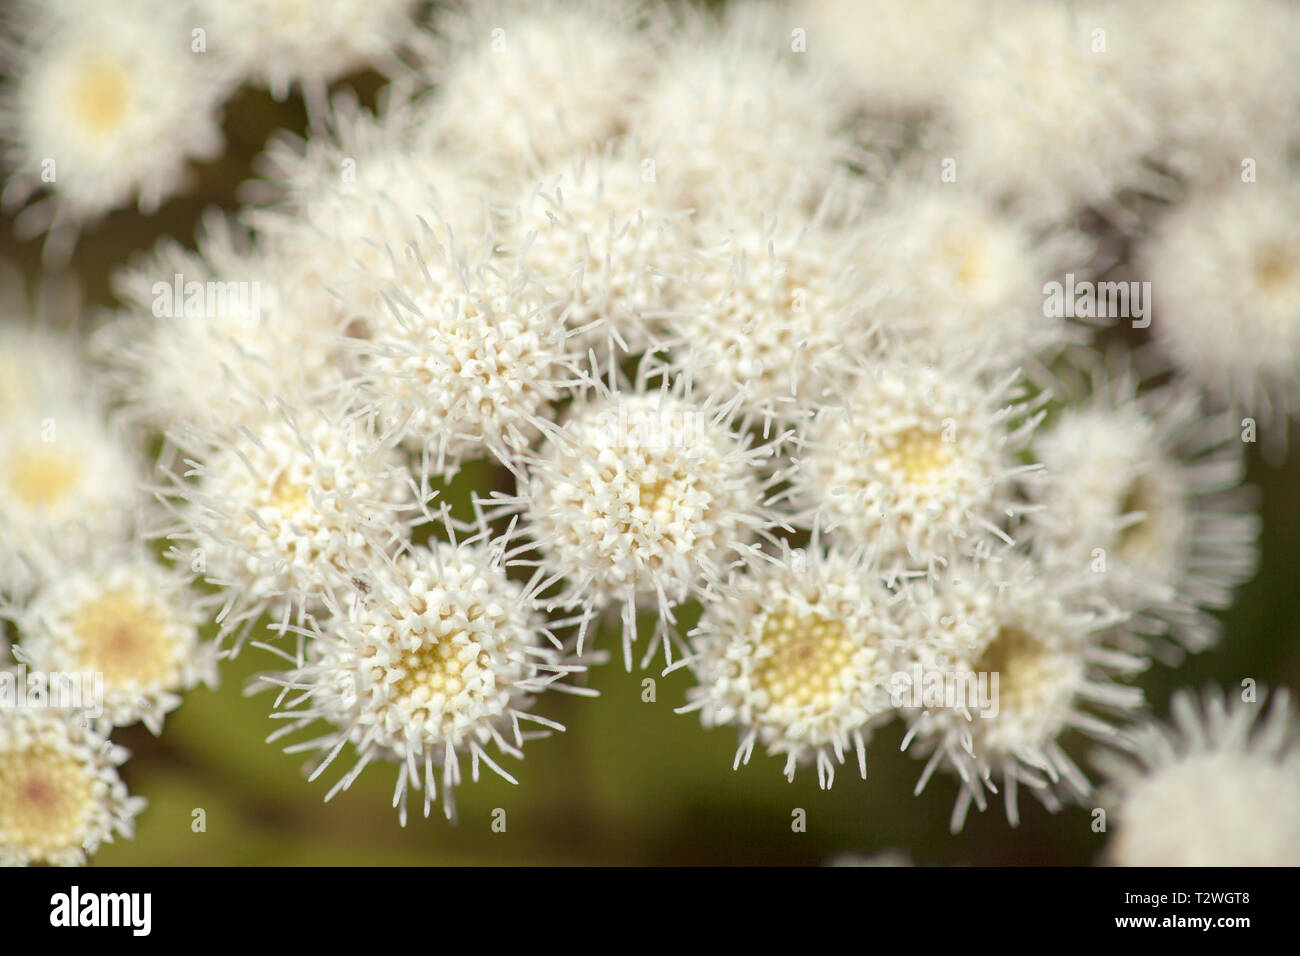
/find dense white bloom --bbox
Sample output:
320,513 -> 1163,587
163,398 -> 416,652
348,237 -> 577,476
667,214 -> 878,426
0,408 -> 143,599
504,147 -> 693,357
519,371 -> 785,669
900,556 -> 1143,831
1137,181 -> 1300,425
412,0 -> 653,178
13,546 -> 216,734
792,358 -> 1045,572
99,211 -> 351,438
260,538 -> 580,823
936,1 -> 1158,225
1028,369 -> 1258,660
634,4 -> 850,220
0,1 -> 228,257
1095,685 -> 1300,866
0,320 -> 85,421
862,184 -> 1089,364
247,95 -> 494,326
679,541 -> 907,788
193,0 -> 419,116
1111,0 -> 1300,185
0,706 -> 145,866
795,0 -> 991,115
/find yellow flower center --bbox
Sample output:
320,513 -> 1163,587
882,426 -> 954,485
975,627 -> 1052,715
0,745 -> 94,861
71,588 -> 176,686
753,607 -> 857,715
71,56 -> 132,136
6,442 -> 82,510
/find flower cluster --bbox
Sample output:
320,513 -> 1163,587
2,0 -> 1296,865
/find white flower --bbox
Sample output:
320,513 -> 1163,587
259,538 -> 580,823
0,320 -> 86,421
791,358 -> 1045,572
0,407 -> 144,599
666,213 -> 878,426
900,555 -> 1144,831
633,3 -> 851,220
99,211 -> 351,438
520,370 -> 785,669
247,94 -> 494,326
13,546 -> 216,734
0,706 -> 145,866
0,0 -> 228,257
1028,368 -> 1259,660
1111,0 -> 1300,185
192,0 -> 418,116
862,183 -> 1090,365
163,398 -> 416,652
504,146 -> 694,358
348,236 -> 577,477
795,0 -> 990,115
679,541 -> 907,788
1094,684 -> 1300,866
412,0 -> 653,178
935,0 -> 1158,226
1137,181 -> 1300,427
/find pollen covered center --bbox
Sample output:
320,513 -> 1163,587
266,470 -> 310,514
70,56 -> 132,136
940,233 -> 989,290
6,442 -> 82,510
1116,470 -> 1184,569
1252,243 -> 1299,303
753,606 -> 857,715
395,634 -> 491,716
0,746 -> 94,857
71,588 -> 176,686
881,426 -> 954,485
975,626 -> 1053,715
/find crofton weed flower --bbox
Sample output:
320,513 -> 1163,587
667,212 -> 878,427
634,3 -> 851,221
1027,365 -> 1259,660
348,236 -> 579,476
677,539 -> 908,788
1094,684 -> 1300,866
1138,180 -> 1300,428
259,535 -> 583,823
161,397 -> 417,652
0,0 -> 1293,866
12,544 -> 216,734
0,704 -> 145,866
411,0 -> 654,179
900,556 -> 1144,831
516,366 -> 787,669
0,406 -> 144,600
792,357 -> 1045,573
192,0 -> 419,118
0,0 -> 228,259
505,146 -> 693,358
936,0 -> 1159,227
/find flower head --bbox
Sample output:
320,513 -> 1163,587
260,536 -> 579,823
0,705 -> 145,866
1094,684 -> 1300,866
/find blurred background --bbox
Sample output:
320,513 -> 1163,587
2,17 -> 1298,868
